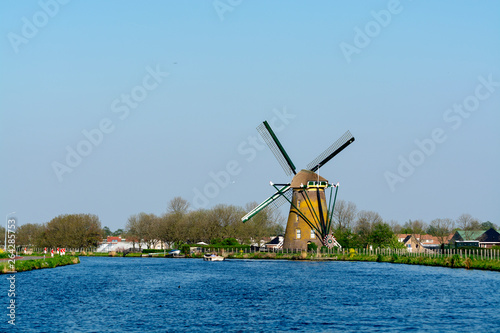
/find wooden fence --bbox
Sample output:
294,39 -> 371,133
14,246 -> 500,261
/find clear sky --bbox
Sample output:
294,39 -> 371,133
1,0 -> 499,231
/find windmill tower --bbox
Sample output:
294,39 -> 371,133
242,121 -> 355,250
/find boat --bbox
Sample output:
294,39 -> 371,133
203,253 -> 224,261
169,249 -> 181,255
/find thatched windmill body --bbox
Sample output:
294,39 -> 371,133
242,121 -> 355,250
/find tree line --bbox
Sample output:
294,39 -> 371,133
332,200 -> 496,249
3,198 -> 284,249
3,196 -> 495,250
1,214 -> 102,249
124,197 -> 284,250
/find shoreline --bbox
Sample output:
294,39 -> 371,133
96,251 -> 500,272
4,251 -> 499,273
0,256 -> 80,274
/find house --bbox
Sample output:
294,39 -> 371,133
96,236 -> 165,252
106,236 -> 122,243
399,234 -> 434,253
265,235 -> 284,250
449,228 -> 500,248
397,234 -> 443,250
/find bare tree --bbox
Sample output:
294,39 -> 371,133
429,218 -> 453,245
456,213 -> 481,240
355,210 -> 383,247
401,219 -> 427,239
125,214 -> 144,250
333,200 -> 357,233
456,213 -> 481,230
136,213 -> 159,249
167,197 -> 190,214
388,220 -> 402,234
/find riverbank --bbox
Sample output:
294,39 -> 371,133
0,256 -> 80,274
221,251 -> 500,271
100,250 -> 500,271
8,250 -> 499,272
132,250 -> 500,271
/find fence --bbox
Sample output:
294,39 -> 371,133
16,247 -> 97,253
201,246 -> 500,261
13,246 -> 500,261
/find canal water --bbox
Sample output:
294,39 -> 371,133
1,257 -> 499,332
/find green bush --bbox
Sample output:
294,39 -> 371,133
222,238 -> 239,246
142,249 -> 166,253
181,244 -> 190,255
450,254 -> 462,268
307,242 -> 318,252
210,238 -> 222,245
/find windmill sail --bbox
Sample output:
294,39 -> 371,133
307,130 -> 355,172
257,121 -> 297,176
241,185 -> 291,222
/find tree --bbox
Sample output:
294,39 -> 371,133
125,213 -> 159,250
456,213 -> 481,230
44,214 -> 102,248
139,213 -> 160,249
157,212 -> 186,248
333,200 -> 357,233
102,226 -> 112,238
370,222 -> 395,248
480,221 -> 498,231
355,211 -> 383,248
388,220 -> 402,234
112,228 -> 124,236
456,213 -> 481,240
167,197 -> 190,214
125,214 -> 143,250
0,226 -> 5,248
240,203 -> 285,245
401,219 -> 426,235
428,218 -> 453,245
16,223 -> 45,247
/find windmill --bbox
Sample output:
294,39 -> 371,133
241,120 -> 355,250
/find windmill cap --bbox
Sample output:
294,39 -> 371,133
290,169 -> 327,188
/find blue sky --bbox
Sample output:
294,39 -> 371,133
1,0 -> 499,231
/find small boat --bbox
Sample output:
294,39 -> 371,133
203,253 -> 224,261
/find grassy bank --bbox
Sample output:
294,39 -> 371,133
18,249 -> 499,272
0,256 -> 80,274
220,250 -> 500,271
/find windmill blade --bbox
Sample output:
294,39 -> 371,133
241,185 -> 291,222
307,130 -> 355,172
257,121 -> 297,176
269,187 -> 293,211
